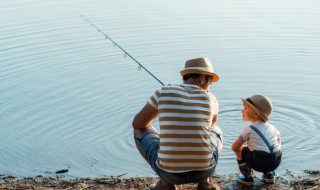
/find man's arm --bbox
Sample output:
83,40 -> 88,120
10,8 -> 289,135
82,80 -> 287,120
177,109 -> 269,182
132,104 -> 158,130
211,114 -> 218,127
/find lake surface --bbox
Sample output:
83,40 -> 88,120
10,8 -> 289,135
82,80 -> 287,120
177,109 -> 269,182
1,0 -> 319,178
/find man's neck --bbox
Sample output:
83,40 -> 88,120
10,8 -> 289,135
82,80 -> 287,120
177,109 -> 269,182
184,78 -> 209,92
184,78 -> 198,85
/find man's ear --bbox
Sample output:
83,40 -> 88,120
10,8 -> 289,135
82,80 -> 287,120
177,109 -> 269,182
199,75 -> 206,84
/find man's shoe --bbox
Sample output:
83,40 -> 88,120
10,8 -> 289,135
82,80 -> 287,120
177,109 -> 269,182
197,178 -> 220,190
262,171 -> 275,184
149,179 -> 176,190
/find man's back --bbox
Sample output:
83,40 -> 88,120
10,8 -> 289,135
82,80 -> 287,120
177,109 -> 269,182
147,84 -> 218,172
133,57 -> 221,189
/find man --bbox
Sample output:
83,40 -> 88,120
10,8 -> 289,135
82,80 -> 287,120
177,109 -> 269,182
132,57 -> 223,190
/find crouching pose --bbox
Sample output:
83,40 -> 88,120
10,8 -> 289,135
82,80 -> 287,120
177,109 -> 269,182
231,94 -> 282,185
133,58 -> 223,190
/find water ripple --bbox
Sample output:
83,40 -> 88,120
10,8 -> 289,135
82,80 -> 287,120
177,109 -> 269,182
1,0 -> 319,177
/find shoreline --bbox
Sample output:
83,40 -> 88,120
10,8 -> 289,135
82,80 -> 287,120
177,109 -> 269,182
1,170 -> 319,189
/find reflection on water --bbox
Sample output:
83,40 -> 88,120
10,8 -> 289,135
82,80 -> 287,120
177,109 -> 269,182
0,0 -> 319,177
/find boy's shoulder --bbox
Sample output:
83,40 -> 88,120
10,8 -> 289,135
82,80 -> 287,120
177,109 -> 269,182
240,124 -> 254,134
252,121 -> 280,135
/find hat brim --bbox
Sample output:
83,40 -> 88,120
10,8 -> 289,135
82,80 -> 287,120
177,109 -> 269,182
241,98 -> 269,122
180,70 -> 220,82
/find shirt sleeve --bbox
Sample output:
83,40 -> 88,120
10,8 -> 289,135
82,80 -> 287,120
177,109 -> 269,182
210,94 -> 219,115
276,129 -> 281,150
240,125 -> 251,142
147,87 -> 162,110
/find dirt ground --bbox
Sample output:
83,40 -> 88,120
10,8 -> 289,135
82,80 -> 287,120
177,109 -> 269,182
0,170 -> 319,190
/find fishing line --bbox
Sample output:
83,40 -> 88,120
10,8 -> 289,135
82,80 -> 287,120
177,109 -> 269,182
77,12 -> 164,86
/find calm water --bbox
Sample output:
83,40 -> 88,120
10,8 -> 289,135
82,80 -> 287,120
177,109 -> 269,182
1,0 -> 319,178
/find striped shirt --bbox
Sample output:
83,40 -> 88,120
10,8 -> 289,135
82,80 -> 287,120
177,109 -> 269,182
147,84 -> 219,173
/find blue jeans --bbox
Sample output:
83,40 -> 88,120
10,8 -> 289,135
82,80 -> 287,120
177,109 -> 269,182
136,128 -> 221,184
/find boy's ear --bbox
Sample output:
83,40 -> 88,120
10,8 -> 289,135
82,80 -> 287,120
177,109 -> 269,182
253,112 -> 260,118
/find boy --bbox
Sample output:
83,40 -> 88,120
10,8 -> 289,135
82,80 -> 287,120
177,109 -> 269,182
231,94 -> 282,185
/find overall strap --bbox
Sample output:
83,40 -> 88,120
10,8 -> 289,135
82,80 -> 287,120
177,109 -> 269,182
250,125 -> 274,153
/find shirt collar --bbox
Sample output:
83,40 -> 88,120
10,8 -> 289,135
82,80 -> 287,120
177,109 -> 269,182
252,120 -> 268,126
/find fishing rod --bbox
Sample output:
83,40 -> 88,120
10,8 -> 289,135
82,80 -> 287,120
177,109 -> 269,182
77,12 -> 164,86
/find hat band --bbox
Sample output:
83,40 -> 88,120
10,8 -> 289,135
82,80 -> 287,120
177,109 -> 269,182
184,67 -> 214,73
246,98 -> 258,108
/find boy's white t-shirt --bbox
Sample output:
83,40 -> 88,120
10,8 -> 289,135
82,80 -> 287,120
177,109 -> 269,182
240,120 -> 281,153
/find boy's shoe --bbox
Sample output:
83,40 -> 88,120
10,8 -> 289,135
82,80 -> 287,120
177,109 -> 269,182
237,175 -> 254,186
237,161 -> 254,186
262,171 -> 275,184
149,179 -> 176,190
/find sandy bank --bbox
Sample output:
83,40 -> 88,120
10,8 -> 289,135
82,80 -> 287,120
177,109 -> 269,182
0,170 -> 319,189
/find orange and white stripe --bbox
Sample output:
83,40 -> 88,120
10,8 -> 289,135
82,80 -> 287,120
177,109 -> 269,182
147,84 -> 218,173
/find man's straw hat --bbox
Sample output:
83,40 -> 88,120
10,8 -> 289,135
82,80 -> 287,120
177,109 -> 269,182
241,94 -> 273,122
180,57 -> 219,83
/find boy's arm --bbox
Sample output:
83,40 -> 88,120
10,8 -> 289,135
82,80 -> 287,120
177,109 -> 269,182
277,130 -> 281,149
231,136 -> 245,160
231,136 -> 245,152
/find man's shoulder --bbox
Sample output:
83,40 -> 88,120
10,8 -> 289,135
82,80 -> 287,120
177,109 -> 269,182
163,84 -> 182,89
163,84 -> 203,93
160,84 -> 185,93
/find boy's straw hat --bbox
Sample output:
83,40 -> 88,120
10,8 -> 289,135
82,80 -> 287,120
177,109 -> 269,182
180,57 -> 220,83
241,94 -> 273,122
